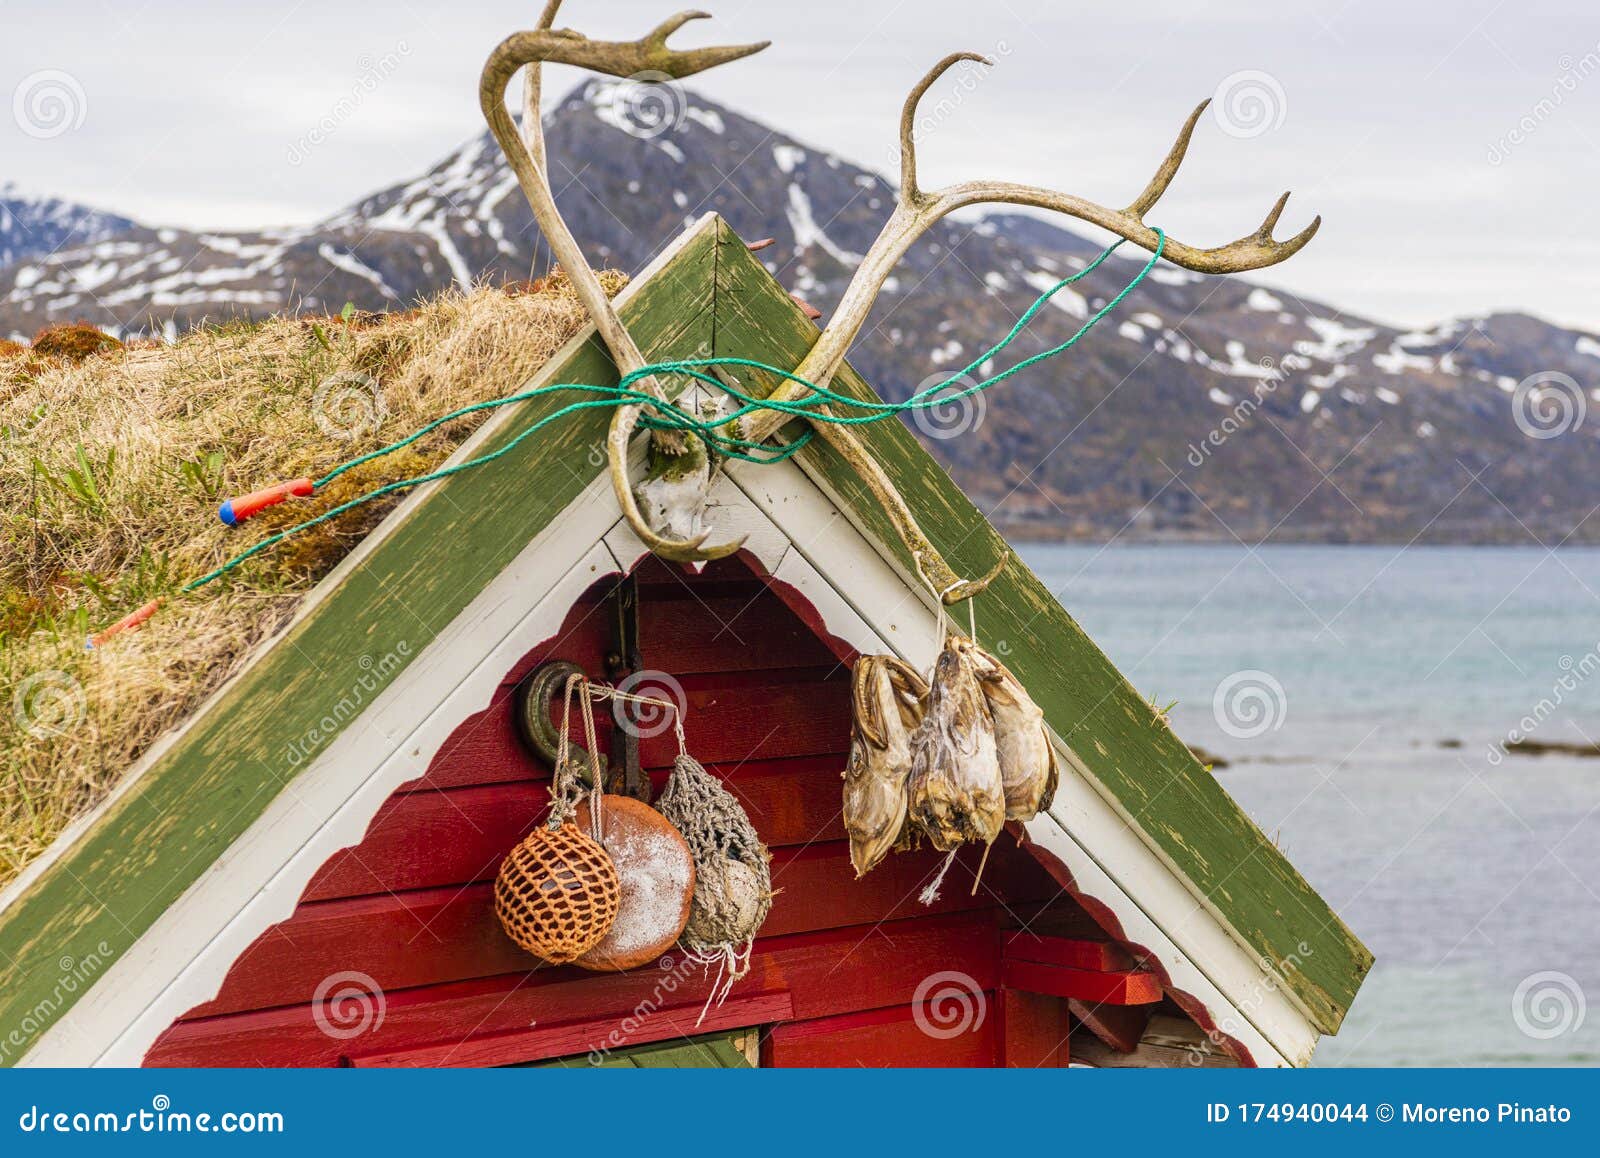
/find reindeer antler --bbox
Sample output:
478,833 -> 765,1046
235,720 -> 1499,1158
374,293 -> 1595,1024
480,4 -> 768,562
485,27 -> 1317,601
717,52 -> 1321,603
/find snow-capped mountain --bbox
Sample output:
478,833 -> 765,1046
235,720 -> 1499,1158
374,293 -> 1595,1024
4,81 -> 1598,544
0,184 -> 134,271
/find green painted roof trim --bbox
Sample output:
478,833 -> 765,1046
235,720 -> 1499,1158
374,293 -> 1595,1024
0,214 -> 1369,1064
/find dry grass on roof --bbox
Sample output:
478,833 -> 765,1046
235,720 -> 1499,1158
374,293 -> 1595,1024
0,271 -> 625,885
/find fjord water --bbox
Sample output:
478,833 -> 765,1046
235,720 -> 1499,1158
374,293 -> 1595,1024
1018,543 -> 1600,1066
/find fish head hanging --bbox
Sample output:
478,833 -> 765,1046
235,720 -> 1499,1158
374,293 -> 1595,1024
908,634 -> 1005,851
844,655 -> 928,877
971,645 -> 1059,822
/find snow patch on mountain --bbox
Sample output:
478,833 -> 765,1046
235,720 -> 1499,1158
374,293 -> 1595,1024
0,184 -> 135,271
773,145 -> 806,174
1246,287 -> 1283,312
1297,317 -> 1376,362
1021,271 -> 1087,318
784,184 -> 861,266
1373,345 -> 1436,375
319,243 -> 398,299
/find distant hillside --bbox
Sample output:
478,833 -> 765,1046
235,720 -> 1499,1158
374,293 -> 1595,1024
4,81 -> 1598,545
0,184 -> 134,271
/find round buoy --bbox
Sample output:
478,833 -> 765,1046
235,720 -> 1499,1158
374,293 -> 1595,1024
572,795 -> 695,972
493,822 -> 620,964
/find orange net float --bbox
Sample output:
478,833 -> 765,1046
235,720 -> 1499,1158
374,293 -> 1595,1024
494,671 -> 625,964
493,821 -> 621,964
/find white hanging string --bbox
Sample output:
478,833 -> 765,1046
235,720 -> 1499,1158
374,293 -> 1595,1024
919,849 -> 960,905
550,676 -> 683,833
585,682 -> 687,760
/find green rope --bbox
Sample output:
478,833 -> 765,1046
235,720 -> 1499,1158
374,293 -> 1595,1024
178,230 -> 1164,597
634,230 -> 1163,457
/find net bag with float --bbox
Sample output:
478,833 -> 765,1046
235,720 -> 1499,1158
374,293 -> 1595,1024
493,677 -> 621,963
657,749 -> 774,1009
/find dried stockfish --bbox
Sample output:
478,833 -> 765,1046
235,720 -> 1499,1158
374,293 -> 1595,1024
844,655 -> 928,877
973,646 -> 1059,822
907,634 -> 1004,853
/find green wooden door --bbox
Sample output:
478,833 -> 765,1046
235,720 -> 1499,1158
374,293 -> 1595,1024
532,1031 -> 755,1068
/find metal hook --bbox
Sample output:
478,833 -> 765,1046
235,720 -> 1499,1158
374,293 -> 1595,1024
514,659 -> 608,786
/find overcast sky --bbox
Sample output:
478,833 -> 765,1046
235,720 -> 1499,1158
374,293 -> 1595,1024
3,0 -> 1597,329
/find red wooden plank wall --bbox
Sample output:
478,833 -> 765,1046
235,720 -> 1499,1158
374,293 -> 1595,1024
143,555 -> 1115,1067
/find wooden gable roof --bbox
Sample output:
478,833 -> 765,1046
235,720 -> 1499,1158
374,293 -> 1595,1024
0,214 -> 1369,1066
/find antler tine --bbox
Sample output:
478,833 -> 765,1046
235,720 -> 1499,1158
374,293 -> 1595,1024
644,10 -> 770,75
933,176 -> 1319,273
905,83 -> 1313,274
521,0 -> 565,178
921,89 -> 1320,273
481,9 -> 763,563
901,52 -> 991,201
1260,190 -> 1289,234
649,8 -> 712,38
1125,98 -> 1208,219
705,58 -> 1321,602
